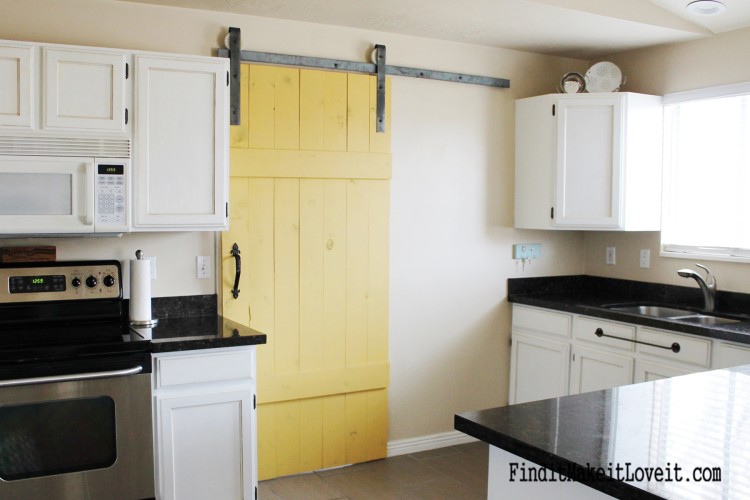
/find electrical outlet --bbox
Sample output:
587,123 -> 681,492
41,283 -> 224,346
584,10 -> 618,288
513,243 -> 541,260
606,247 -> 616,265
640,249 -> 650,269
150,257 -> 157,280
197,256 -> 211,279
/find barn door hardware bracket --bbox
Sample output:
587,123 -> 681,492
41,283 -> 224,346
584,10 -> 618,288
374,44 -> 386,133
227,27 -> 241,126
218,27 -> 511,132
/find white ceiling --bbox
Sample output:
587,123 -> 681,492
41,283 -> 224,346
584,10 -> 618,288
117,0 -> 750,58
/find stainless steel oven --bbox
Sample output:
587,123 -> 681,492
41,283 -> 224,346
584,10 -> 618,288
0,261 -> 154,500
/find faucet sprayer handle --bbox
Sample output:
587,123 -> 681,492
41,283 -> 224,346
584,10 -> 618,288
695,263 -> 716,287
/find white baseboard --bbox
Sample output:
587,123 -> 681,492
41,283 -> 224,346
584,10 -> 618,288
387,430 -> 478,457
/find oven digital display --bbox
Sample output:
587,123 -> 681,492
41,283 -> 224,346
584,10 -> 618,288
9,275 -> 66,294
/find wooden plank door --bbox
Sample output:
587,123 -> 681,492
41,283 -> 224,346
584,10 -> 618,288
221,64 -> 391,480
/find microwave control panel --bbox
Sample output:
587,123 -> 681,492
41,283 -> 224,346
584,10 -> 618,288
95,160 -> 129,231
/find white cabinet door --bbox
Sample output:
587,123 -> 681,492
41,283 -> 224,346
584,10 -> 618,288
714,341 -> 750,369
514,92 -> 662,231
514,94 -> 556,229
634,359 -> 692,383
569,345 -> 633,395
154,347 -> 258,500
0,44 -> 33,128
554,96 -> 622,228
509,332 -> 570,404
134,55 -> 228,230
156,389 -> 255,500
43,48 -> 127,132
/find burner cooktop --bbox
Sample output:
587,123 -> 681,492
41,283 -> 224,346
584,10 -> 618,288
0,260 -> 150,376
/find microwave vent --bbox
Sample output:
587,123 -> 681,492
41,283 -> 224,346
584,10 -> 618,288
0,136 -> 131,158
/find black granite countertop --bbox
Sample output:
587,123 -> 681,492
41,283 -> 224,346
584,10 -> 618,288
508,275 -> 750,345
130,315 -> 266,353
456,364 -> 750,499
127,294 -> 266,353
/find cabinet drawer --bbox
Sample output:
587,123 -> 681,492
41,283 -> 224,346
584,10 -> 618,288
574,316 -> 635,351
155,348 -> 254,389
512,305 -> 571,339
637,328 -> 711,367
714,341 -> 750,369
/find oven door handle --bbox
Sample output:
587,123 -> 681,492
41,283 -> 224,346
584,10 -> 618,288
0,365 -> 144,388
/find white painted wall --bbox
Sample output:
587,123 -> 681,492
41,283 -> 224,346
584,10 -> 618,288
584,27 -> 750,294
1,0 -> 587,442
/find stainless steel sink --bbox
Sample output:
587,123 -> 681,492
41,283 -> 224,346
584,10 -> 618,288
605,304 -> 743,325
606,305 -> 695,318
671,315 -> 741,325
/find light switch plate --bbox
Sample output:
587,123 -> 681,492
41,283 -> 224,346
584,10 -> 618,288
197,256 -> 211,279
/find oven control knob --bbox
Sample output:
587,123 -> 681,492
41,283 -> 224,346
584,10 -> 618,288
103,275 -> 115,287
85,276 -> 98,288
71,277 -> 82,288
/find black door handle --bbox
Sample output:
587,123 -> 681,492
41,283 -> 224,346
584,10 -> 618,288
231,243 -> 241,299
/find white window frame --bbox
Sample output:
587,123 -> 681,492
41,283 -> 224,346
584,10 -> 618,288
660,82 -> 750,263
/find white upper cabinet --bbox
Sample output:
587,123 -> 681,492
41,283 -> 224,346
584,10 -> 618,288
43,48 -> 127,132
515,92 -> 663,231
0,44 -> 33,128
133,55 -> 228,230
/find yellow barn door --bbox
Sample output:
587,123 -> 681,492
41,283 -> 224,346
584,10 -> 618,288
221,64 -> 391,480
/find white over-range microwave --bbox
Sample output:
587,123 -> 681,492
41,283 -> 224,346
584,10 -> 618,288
0,139 -> 131,236
0,156 -> 130,236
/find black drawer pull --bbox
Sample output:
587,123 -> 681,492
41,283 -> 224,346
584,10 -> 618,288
595,327 -> 681,353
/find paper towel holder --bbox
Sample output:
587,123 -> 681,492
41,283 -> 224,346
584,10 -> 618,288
130,249 -> 159,328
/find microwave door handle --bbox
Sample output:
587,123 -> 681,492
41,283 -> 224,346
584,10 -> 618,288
85,162 -> 95,225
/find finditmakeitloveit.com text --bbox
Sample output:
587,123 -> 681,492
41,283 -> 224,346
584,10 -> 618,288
509,461 -> 722,484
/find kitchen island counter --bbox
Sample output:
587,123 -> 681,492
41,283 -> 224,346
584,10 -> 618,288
456,364 -> 750,499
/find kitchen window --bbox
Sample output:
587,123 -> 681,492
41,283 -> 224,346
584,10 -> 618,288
662,82 -> 750,261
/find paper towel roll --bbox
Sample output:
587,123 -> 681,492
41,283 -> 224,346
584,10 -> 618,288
129,258 -> 152,323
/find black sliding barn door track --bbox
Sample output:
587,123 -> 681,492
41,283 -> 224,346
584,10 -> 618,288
218,27 -> 510,132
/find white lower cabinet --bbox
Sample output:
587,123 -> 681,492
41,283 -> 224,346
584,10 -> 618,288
509,305 -> 571,404
634,359 -> 692,382
570,345 -> 633,395
714,341 -> 750,369
570,315 -> 635,395
510,333 -> 570,404
633,327 -> 711,383
153,347 -> 257,500
510,304 -> 726,404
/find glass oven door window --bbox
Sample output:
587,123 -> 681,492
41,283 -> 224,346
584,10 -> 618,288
0,396 -> 116,480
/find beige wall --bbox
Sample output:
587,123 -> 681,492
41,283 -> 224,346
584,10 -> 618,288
584,28 -> 750,293
1,0 -> 588,443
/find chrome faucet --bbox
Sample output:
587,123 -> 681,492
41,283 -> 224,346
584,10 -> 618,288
677,264 -> 717,311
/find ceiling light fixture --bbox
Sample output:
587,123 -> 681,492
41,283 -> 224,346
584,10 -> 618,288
686,0 -> 727,16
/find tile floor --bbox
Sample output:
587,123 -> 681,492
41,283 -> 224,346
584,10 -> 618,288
259,442 -> 489,499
